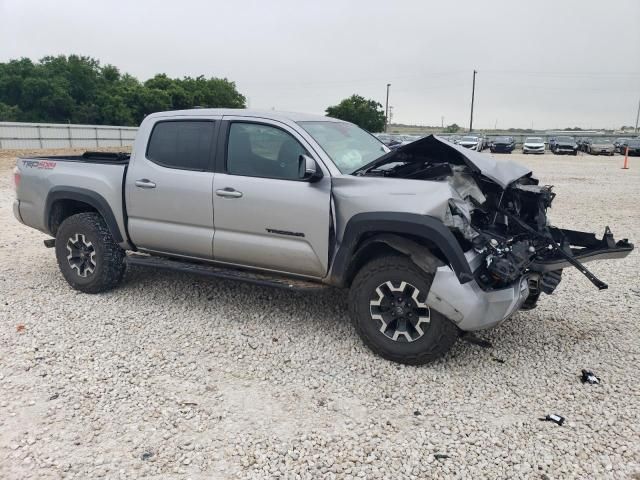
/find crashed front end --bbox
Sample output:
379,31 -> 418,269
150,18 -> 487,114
356,135 -> 634,330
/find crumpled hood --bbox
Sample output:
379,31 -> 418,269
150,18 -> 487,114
438,136 -> 531,187
359,134 -> 531,189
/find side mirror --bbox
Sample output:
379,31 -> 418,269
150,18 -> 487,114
299,154 -> 323,182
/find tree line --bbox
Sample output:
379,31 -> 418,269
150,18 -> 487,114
0,55 -> 246,126
0,55 -> 388,131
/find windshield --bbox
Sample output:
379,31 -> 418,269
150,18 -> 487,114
628,139 -> 640,146
460,136 -> 479,142
557,136 -> 575,142
298,121 -> 389,174
526,137 -> 543,143
494,136 -> 512,142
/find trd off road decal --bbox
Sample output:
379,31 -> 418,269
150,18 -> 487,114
22,160 -> 57,170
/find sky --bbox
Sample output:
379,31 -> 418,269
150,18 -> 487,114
1,0 -> 639,129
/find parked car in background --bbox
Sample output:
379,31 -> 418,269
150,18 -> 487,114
458,135 -> 482,151
548,137 -> 558,152
553,136 -> 578,156
376,134 -> 403,149
490,136 -> 515,153
523,137 -> 545,154
622,138 -> 640,156
613,138 -> 630,153
587,138 -> 615,156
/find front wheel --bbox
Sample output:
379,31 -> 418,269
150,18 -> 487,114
55,212 -> 126,293
349,255 -> 459,365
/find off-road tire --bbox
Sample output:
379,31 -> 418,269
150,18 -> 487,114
349,255 -> 459,365
55,212 -> 126,293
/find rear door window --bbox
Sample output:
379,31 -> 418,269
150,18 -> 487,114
147,121 -> 215,170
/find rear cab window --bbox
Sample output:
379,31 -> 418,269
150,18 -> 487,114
146,120 -> 215,170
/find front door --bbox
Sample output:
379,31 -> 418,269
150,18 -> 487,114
125,119 -> 218,258
212,118 -> 331,277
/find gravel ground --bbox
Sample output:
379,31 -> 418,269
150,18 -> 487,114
0,149 -> 638,479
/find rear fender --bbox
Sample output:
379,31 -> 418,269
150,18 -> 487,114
45,187 -> 124,243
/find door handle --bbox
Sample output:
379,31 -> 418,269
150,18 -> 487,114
135,179 -> 156,189
216,188 -> 243,198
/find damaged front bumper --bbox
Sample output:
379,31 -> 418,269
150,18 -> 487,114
426,251 -> 530,331
530,227 -> 633,272
426,228 -> 634,331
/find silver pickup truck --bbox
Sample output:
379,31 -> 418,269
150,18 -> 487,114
13,109 -> 633,364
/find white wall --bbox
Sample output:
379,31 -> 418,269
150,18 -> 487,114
0,121 -> 137,149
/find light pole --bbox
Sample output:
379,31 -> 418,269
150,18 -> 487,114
469,70 -> 477,132
635,97 -> 640,134
385,83 -> 391,132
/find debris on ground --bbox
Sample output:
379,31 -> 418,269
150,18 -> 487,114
434,454 -> 450,460
540,414 -> 565,426
491,356 -> 506,364
16,324 -> 25,333
141,452 -> 154,461
581,369 -> 601,385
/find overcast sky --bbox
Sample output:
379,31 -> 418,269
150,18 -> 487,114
1,0 -> 639,129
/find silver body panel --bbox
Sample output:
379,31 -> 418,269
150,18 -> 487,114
124,113 -> 221,258
426,252 -> 530,330
210,114 -> 333,277
14,158 -> 130,248
331,176 -> 454,243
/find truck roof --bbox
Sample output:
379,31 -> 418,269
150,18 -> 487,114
146,108 -> 345,124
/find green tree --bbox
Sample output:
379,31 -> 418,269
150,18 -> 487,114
0,55 -> 247,125
0,102 -> 21,121
443,123 -> 460,133
325,95 -> 386,132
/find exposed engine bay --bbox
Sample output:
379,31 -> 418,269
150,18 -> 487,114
354,135 -> 633,302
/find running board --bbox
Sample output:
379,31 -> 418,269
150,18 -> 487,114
125,254 -> 328,291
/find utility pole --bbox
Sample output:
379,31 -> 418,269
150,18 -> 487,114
385,83 -> 391,132
469,70 -> 477,132
635,97 -> 640,134
441,116 -> 444,129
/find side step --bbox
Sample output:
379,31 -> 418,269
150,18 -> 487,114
125,254 -> 329,292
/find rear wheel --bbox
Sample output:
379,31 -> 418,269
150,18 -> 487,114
55,213 -> 126,293
349,255 -> 459,365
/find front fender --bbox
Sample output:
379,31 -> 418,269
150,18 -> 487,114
327,212 -> 473,287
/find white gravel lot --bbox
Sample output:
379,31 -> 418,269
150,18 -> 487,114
0,149 -> 638,480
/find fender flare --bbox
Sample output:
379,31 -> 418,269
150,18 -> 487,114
44,187 -> 124,243
327,212 -> 473,287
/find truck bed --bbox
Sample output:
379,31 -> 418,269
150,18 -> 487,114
14,151 -> 130,248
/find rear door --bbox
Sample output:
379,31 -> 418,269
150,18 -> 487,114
126,118 -> 219,258
211,117 -> 331,277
